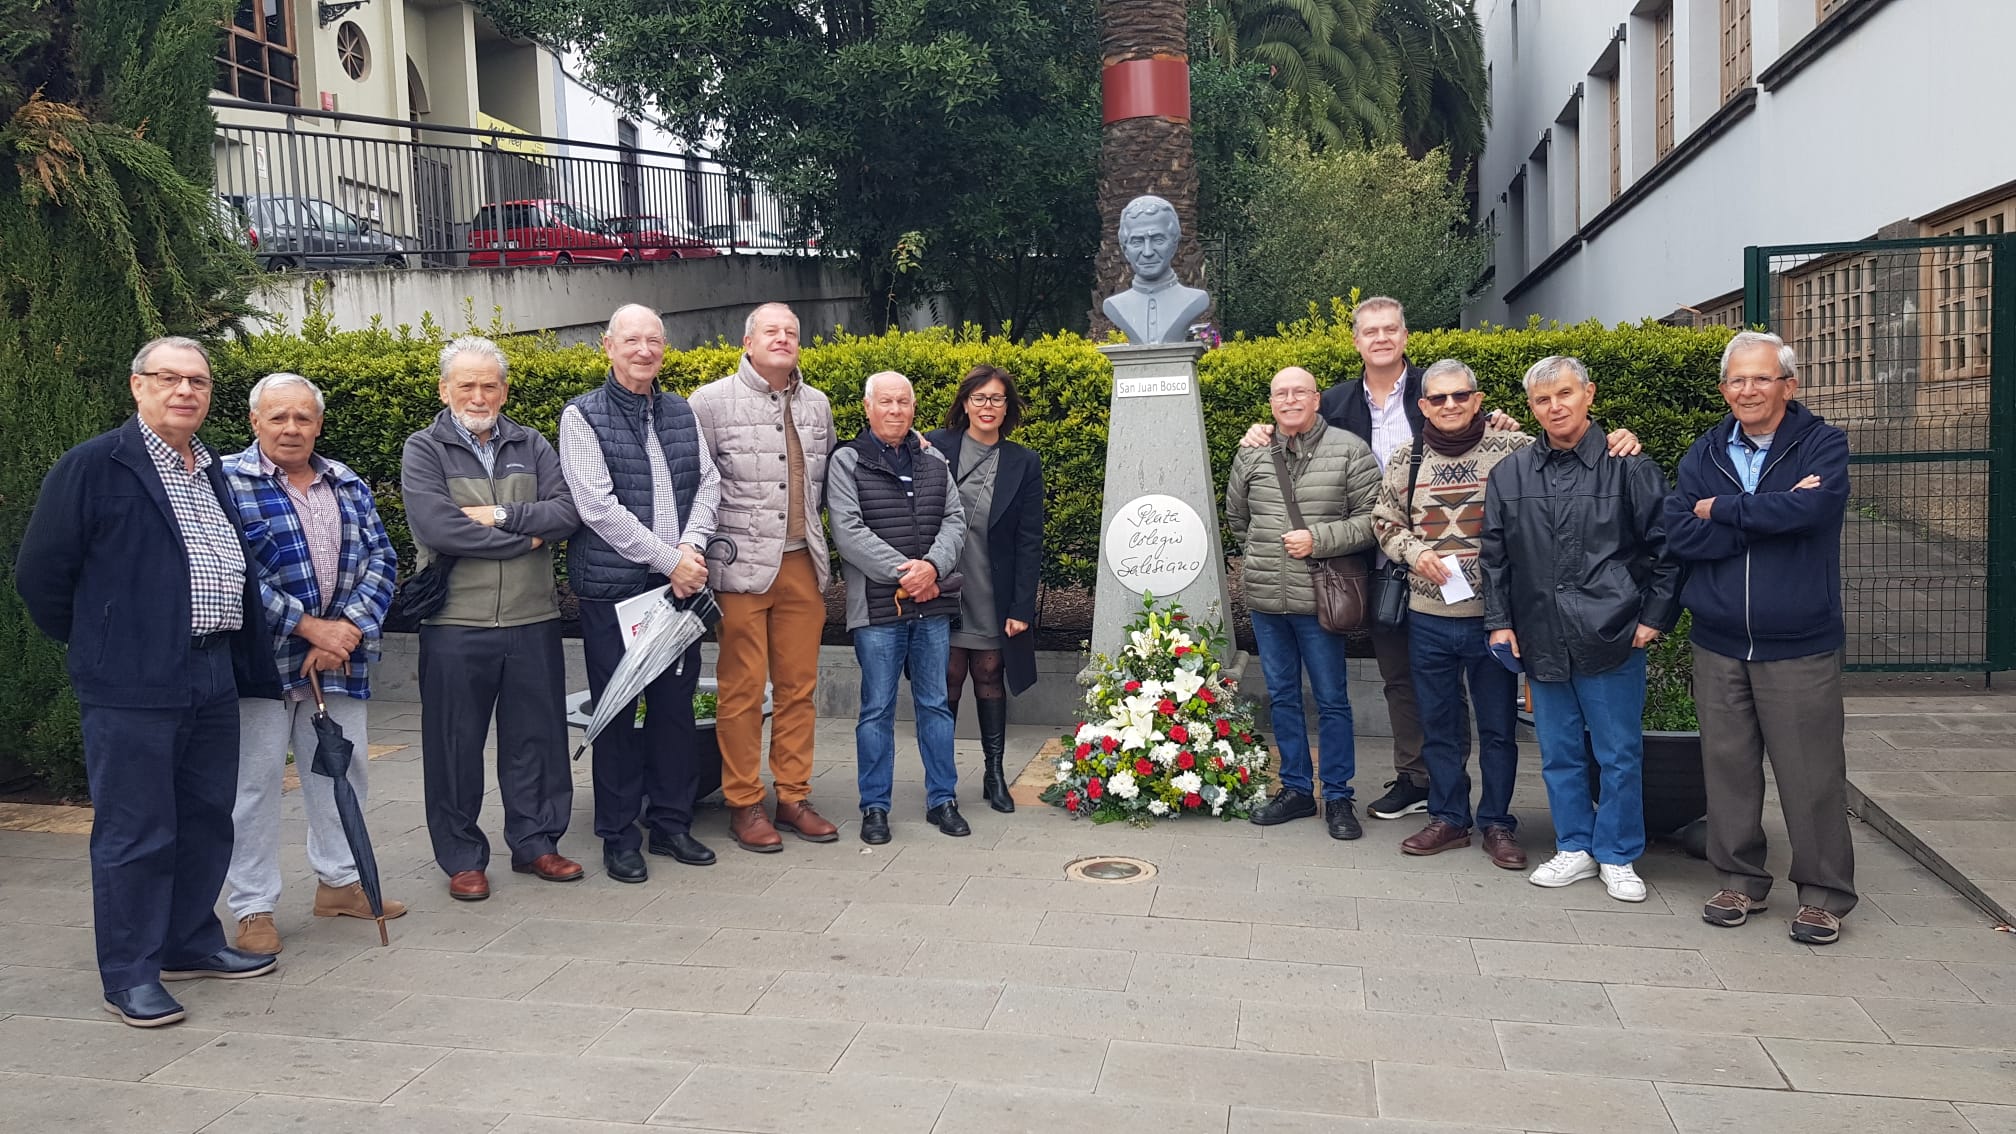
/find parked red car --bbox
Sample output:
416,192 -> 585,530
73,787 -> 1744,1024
603,215 -> 721,261
468,199 -> 634,267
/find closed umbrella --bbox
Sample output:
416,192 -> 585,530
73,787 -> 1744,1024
308,685 -> 390,946
572,587 -> 723,758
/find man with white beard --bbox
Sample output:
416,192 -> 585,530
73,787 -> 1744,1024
401,336 -> 583,901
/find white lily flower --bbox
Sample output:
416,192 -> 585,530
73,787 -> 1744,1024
1166,669 -> 1205,702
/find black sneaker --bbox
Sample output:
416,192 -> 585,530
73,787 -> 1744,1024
1325,800 -> 1363,840
1367,778 -> 1429,820
1249,789 -> 1318,826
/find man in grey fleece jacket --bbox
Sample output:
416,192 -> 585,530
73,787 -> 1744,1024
401,336 -> 581,900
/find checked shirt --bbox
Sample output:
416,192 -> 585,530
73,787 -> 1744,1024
225,444 -> 398,700
138,419 -> 245,635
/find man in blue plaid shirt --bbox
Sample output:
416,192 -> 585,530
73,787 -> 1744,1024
223,373 -> 402,956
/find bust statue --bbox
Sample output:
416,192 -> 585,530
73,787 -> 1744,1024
1102,195 -> 1212,345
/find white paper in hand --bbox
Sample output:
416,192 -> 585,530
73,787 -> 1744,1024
613,584 -> 671,651
1436,555 -> 1475,604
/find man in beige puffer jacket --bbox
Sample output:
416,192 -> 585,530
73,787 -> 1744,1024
1226,366 -> 1382,839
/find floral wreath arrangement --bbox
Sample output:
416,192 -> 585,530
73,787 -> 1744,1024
1043,595 -> 1272,824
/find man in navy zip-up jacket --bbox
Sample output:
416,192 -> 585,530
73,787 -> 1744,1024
1664,330 -> 1856,946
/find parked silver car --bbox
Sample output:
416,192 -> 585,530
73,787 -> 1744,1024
224,194 -> 408,270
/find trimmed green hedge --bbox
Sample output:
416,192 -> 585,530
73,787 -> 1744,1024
207,306 -> 1735,590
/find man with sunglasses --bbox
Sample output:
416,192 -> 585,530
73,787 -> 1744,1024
1373,360 -> 1532,869
18,337 -> 283,1027
1663,331 -> 1855,944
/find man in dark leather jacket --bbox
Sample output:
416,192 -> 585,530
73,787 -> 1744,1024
1482,356 -> 1680,904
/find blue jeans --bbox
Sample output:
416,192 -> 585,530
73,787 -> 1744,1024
1408,612 -> 1519,833
1528,650 -> 1648,864
853,616 -> 958,813
1250,611 -> 1355,800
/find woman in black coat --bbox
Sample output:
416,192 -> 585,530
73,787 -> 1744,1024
925,364 -> 1044,812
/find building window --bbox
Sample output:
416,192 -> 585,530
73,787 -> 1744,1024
336,22 -> 370,82
1721,0 -> 1752,103
215,0 -> 298,106
1653,4 -> 1675,159
1607,77 -> 1622,200
1787,254 -> 1876,391
1927,209 -> 2009,384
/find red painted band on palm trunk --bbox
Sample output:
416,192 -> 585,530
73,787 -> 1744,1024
1101,58 -> 1192,124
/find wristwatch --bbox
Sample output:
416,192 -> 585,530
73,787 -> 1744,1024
491,505 -> 508,526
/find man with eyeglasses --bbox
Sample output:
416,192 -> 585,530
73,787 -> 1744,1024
1663,330 -> 1855,944
559,304 -> 722,883
17,336 -> 284,1027
1373,360 -> 1533,870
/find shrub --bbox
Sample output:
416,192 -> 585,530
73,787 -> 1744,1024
207,306 -> 1733,595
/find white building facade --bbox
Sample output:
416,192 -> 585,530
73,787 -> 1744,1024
1466,0 -> 2016,328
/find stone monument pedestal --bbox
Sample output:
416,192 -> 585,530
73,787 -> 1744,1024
1089,342 -> 1234,664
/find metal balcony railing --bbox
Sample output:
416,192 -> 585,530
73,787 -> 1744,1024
209,99 -> 820,271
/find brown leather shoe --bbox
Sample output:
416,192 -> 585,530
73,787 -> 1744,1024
513,853 -> 585,882
729,804 -> 784,853
1400,818 -> 1472,856
312,881 -> 409,921
774,799 -> 839,843
236,912 -> 282,955
448,870 -> 490,901
1479,825 -> 1527,870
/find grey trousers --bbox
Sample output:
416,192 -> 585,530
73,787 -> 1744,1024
227,694 -> 371,919
420,621 -> 573,875
1370,623 -> 1429,786
1693,645 -> 1857,916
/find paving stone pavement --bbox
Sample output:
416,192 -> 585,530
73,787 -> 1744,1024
1,702 -> 2012,1134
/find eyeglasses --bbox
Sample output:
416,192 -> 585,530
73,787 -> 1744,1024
138,370 -> 214,393
1270,389 -> 1318,403
966,394 -> 1008,408
1424,390 -> 1476,406
1720,374 -> 1790,391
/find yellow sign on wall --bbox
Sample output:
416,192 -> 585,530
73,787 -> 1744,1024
478,112 -> 548,159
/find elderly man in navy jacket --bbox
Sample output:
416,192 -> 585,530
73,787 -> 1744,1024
1664,331 -> 1856,945
16,336 -> 283,1027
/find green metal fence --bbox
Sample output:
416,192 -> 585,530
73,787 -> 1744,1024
1743,236 -> 2015,673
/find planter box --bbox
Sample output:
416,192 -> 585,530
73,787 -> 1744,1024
1517,711 -> 1708,839
565,677 -> 772,805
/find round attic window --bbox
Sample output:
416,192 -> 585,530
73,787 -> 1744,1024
337,22 -> 371,82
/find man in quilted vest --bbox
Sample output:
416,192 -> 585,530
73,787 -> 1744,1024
559,304 -> 723,883
827,371 -> 970,845
688,303 -> 843,852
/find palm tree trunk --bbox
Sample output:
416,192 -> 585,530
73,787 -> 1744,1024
1091,0 -> 1211,337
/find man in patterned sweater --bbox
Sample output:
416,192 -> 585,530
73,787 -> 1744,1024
1373,360 -> 1537,870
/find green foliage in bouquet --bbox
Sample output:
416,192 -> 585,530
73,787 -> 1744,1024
1043,595 -> 1272,825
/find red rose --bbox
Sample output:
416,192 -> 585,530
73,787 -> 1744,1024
1238,766 -> 1250,784
1172,612 -> 1188,622
1176,751 -> 1195,771
1182,792 -> 1203,809
1086,777 -> 1104,801
1124,680 -> 1141,692
1157,698 -> 1178,716
1238,732 -> 1253,744
1215,718 -> 1231,738
1100,735 -> 1118,753
1135,758 -> 1155,777
1173,646 -> 1191,656
1199,688 -> 1217,705
1168,725 -> 1189,744
1213,756 -> 1225,770
1065,790 -> 1081,812
1074,743 -> 1091,759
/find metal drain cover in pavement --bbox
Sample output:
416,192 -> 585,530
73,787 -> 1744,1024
1064,856 -> 1157,884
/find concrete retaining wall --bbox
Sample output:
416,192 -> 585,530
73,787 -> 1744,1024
245,255 -> 914,348
370,632 -> 1397,739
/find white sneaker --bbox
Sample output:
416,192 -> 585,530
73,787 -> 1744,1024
1600,862 -> 1648,903
1528,850 -> 1598,888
